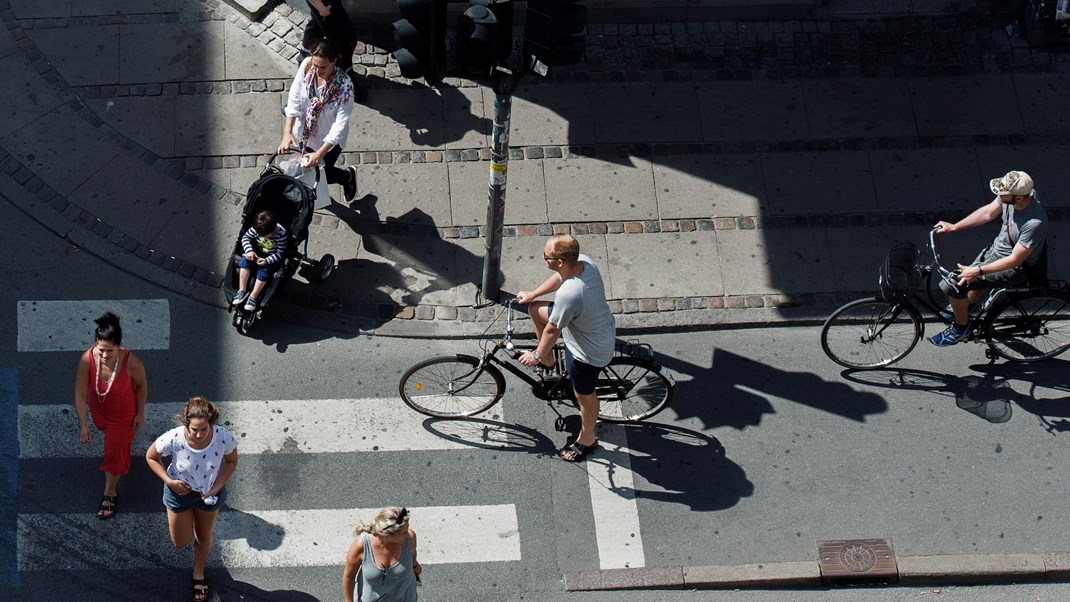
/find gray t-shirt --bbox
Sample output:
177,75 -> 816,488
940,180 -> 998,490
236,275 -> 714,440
549,254 -> 617,367
992,191 -> 1047,267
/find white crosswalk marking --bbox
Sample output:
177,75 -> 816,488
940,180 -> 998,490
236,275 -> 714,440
19,398 -> 508,458
18,504 -> 521,570
587,424 -> 646,569
16,299 -> 170,352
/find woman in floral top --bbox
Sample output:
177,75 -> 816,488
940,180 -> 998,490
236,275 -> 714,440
146,396 -> 238,602
279,37 -> 358,203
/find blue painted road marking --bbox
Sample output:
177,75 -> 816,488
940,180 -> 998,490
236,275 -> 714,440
0,368 -> 18,588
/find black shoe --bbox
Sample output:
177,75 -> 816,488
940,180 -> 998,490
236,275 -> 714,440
344,166 -> 358,202
347,70 -> 369,102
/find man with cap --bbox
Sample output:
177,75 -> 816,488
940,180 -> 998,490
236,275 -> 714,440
929,170 -> 1048,346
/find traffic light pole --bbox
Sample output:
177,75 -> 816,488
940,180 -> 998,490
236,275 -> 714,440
478,69 -> 518,304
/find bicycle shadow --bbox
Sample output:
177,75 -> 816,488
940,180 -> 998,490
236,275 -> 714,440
580,421 -> 753,512
839,358 -> 1070,426
419,416 -> 559,454
659,348 -> 888,431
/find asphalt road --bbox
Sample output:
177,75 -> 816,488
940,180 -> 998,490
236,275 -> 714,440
4,196 -> 1070,601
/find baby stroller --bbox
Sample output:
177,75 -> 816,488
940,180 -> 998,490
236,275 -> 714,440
224,147 -> 336,333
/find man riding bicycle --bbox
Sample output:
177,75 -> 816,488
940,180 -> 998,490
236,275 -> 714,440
930,170 -> 1048,346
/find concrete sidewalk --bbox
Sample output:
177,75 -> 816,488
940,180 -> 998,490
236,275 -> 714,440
1,0 -> 1068,339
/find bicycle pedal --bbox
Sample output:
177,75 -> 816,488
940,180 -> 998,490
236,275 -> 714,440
554,417 -> 567,432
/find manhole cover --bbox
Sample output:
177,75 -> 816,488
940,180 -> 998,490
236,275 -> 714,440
819,539 -> 898,584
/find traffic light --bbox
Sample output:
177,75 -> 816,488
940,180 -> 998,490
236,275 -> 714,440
523,0 -> 586,76
457,0 -> 513,79
392,0 -> 447,85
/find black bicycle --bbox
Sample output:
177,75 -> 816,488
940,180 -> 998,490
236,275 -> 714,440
399,301 -> 675,426
821,228 -> 1070,369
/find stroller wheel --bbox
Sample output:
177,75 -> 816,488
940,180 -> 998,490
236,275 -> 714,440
316,254 -> 336,281
237,312 -> 256,334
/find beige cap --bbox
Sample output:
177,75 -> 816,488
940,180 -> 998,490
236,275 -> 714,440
989,170 -> 1033,196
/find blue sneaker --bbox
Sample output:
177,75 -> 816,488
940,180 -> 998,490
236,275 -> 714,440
938,303 -> 981,321
930,322 -> 971,346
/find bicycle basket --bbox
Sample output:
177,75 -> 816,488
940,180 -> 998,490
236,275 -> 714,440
879,242 -> 921,302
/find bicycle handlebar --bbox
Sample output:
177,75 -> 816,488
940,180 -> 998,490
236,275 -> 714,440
929,226 -> 962,295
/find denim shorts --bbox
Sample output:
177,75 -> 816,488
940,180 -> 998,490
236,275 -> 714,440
239,256 -> 278,282
162,483 -> 225,513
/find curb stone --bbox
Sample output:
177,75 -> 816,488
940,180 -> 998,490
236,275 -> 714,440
563,552 -> 1070,591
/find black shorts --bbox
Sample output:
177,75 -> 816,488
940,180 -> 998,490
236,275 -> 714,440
566,352 -> 604,396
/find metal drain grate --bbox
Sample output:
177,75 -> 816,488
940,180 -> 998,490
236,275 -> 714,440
819,539 -> 898,585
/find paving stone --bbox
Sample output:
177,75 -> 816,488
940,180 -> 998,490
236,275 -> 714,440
0,107 -> 121,197
802,77 -> 917,138
495,82 -> 597,148
175,91 -> 284,155
448,159 -> 547,227
652,153 -> 764,219
119,21 -> 225,83
26,24 -> 119,86
606,231 -> 723,298
717,227 -> 836,295
909,75 -> 1024,136
0,53 -> 63,137
695,79 -> 809,141
84,95 -> 176,158
761,150 -> 879,215
544,156 -> 657,223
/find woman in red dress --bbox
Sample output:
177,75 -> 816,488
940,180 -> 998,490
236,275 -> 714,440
74,312 -> 148,519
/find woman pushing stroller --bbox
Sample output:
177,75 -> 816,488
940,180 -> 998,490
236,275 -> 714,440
279,37 -> 359,204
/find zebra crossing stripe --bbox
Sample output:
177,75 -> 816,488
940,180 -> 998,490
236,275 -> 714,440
16,299 -> 170,352
18,398 -> 508,458
587,424 -> 645,569
17,504 -> 521,571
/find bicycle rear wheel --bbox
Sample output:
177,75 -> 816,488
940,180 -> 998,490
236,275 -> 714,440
595,357 -> 673,423
399,355 -> 505,418
985,292 -> 1070,362
820,298 -> 922,369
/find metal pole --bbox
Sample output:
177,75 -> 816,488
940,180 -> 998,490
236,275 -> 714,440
480,70 -> 516,303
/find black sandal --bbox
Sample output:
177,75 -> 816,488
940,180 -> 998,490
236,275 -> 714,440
559,440 -> 598,462
192,578 -> 209,602
98,495 -> 117,520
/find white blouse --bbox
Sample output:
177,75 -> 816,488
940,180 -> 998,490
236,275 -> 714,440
284,57 -> 355,151
154,425 -> 238,495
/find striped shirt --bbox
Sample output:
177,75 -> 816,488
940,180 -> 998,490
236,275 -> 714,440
241,224 -> 288,265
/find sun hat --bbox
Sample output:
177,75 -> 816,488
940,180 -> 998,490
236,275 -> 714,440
989,171 -> 1033,196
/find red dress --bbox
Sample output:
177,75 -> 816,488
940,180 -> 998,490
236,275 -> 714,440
87,348 -> 138,475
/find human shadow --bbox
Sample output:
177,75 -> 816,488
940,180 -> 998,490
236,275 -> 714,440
323,194 -> 487,307
204,568 -> 320,602
579,421 -> 753,512
360,73 -> 489,147
658,347 -> 888,431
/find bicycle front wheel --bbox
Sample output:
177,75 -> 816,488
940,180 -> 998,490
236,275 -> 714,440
985,293 -> 1070,362
399,355 -> 505,418
820,298 -> 922,369
595,357 -> 673,423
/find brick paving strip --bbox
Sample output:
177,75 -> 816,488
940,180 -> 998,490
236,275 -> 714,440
1,0 -> 1068,335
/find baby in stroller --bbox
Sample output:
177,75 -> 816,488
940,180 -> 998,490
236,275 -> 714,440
231,210 -> 288,312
